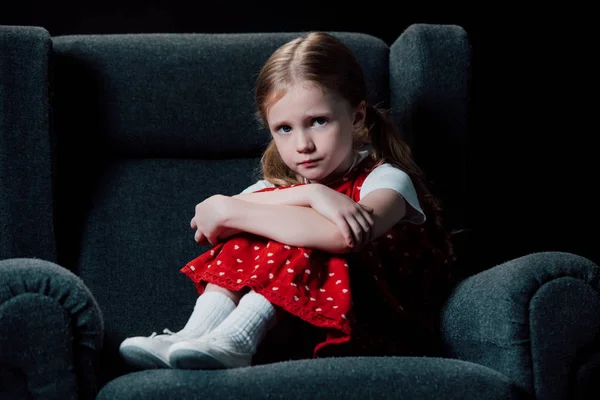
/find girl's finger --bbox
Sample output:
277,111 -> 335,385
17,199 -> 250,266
354,212 -> 372,245
198,233 -> 209,245
191,218 -> 198,229
360,204 -> 374,213
358,205 -> 375,226
196,230 -> 210,245
345,215 -> 363,247
334,215 -> 354,248
206,234 -> 216,246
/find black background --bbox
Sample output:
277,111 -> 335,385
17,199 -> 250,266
1,1 -> 596,272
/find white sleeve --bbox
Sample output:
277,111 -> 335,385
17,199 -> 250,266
239,180 -> 276,194
360,163 -> 426,224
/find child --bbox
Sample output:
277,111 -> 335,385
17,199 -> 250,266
119,31 -> 455,370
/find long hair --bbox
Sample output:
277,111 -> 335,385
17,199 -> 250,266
254,32 -> 456,264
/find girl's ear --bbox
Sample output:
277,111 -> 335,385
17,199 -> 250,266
352,100 -> 367,130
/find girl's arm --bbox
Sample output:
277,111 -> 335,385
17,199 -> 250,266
192,187 -> 406,253
358,188 -> 408,240
234,184 -> 375,247
220,196 -> 352,254
233,185 -> 313,207
220,188 -> 406,253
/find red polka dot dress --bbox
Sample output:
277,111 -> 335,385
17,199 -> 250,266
180,156 -> 450,358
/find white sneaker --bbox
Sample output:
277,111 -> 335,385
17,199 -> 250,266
168,337 -> 253,370
119,328 -> 186,369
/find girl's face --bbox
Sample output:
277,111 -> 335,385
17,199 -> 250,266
266,81 -> 365,183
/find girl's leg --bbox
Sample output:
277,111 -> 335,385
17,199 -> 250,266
204,282 -> 243,305
175,284 -> 240,337
119,283 -> 240,369
168,290 -> 277,369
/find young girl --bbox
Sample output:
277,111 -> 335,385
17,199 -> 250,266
120,31 -> 455,370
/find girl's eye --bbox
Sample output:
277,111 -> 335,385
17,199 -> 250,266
313,117 -> 327,126
277,125 -> 292,134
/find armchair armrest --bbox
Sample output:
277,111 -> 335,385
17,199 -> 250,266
0,258 -> 104,400
441,251 -> 600,399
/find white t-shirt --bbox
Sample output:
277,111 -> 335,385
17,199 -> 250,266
240,151 -> 426,225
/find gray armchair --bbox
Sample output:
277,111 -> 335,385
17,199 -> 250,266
1,23 -> 599,399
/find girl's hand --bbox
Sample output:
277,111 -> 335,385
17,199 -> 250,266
309,184 -> 374,250
190,195 -> 242,245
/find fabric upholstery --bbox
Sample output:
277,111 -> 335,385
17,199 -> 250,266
389,23 -> 471,234
50,32 -> 389,159
530,277 -> 600,398
97,356 -> 526,400
0,258 -> 104,399
0,293 -> 76,400
441,251 -> 600,397
0,25 -> 56,262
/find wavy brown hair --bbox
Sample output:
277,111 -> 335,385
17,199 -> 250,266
254,32 -> 456,265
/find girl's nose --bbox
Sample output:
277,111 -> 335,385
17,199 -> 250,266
295,131 -> 315,153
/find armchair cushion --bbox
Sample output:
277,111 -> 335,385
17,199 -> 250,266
97,356 -> 526,400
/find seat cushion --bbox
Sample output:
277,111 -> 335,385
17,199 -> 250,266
97,356 -> 525,400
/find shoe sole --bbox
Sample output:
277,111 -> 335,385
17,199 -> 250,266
169,348 -> 230,370
120,345 -> 171,369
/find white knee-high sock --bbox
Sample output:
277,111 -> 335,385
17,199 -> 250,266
177,291 -> 236,338
200,291 -> 276,354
